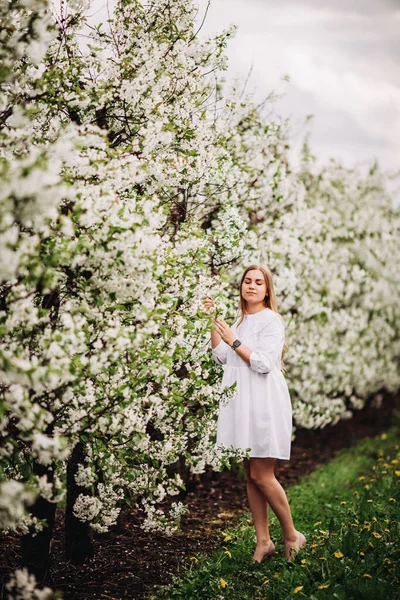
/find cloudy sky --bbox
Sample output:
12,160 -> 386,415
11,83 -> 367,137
194,0 -> 400,175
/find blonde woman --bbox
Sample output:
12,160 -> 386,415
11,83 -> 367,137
204,264 -> 306,563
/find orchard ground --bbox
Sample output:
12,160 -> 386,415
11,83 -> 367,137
155,404 -> 400,599
1,391 -> 399,599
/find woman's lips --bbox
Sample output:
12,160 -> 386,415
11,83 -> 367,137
247,292 -> 256,295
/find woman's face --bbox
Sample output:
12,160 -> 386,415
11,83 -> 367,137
241,269 -> 267,305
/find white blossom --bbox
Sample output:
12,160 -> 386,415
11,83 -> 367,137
6,568 -> 53,600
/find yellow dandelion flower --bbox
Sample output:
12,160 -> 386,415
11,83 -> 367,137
367,499 -> 373,503
310,543 -> 318,549
384,528 -> 390,533
369,478 -> 376,482
381,433 -> 387,440
360,551 -> 365,556
384,519 -> 389,524
372,532 -> 381,539
224,549 -> 232,558
395,470 -> 400,477
353,491 -> 359,496
391,459 -> 398,465
389,497 -> 396,503
263,578 -> 270,585
340,501 -> 347,505
314,521 -> 322,526
274,571 -> 279,579
382,470 -> 387,474
293,586 -> 303,594
220,578 -> 228,588
384,558 -> 391,564
190,556 -> 198,563
319,557 -> 327,561
318,584 -> 330,589
372,517 -> 377,522
368,541 -> 374,548
223,534 -> 232,541
359,476 -> 366,481
319,529 -> 328,534
363,574 -> 372,579
334,550 -> 344,559
364,484 -> 370,490
301,559 -> 307,564
246,519 -> 252,524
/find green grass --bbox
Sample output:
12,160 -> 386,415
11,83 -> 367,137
151,421 -> 400,600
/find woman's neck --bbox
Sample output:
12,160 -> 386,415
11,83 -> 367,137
245,304 -> 267,315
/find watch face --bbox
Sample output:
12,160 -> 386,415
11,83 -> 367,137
233,340 -> 241,348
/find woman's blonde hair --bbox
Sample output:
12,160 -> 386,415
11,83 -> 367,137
237,264 -> 288,373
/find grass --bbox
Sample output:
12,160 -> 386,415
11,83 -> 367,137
151,421 -> 400,600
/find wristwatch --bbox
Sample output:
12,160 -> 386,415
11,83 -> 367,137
231,339 -> 242,351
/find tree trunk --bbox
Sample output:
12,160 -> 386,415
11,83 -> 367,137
21,463 -> 57,582
65,441 -> 94,564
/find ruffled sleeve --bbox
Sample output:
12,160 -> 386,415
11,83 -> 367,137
249,318 -> 283,374
212,339 -> 230,365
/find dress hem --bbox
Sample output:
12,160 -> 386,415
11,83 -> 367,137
248,455 -> 291,460
216,446 -> 291,460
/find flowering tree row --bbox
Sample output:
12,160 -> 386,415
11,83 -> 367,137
0,0 -> 399,584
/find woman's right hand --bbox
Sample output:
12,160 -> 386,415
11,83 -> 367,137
205,296 -> 221,344
203,295 -> 214,313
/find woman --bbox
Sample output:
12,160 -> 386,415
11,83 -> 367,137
204,264 -> 306,563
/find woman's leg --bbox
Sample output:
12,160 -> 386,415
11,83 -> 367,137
243,458 -> 274,561
249,457 -> 305,559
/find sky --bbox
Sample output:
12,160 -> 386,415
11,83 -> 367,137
194,0 -> 400,177
83,0 -> 400,202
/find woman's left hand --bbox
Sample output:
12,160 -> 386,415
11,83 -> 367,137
212,318 -> 235,346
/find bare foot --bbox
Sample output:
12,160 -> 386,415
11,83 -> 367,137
251,539 -> 276,563
285,531 -> 307,561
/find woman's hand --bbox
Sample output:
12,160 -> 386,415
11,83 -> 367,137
205,296 -> 236,352
203,295 -> 214,313
212,317 -> 235,347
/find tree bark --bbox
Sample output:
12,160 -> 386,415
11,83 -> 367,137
65,441 -> 94,564
21,463 -> 57,582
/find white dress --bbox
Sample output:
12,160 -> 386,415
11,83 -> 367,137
212,308 -> 293,460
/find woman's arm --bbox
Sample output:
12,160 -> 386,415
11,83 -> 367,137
211,339 -> 229,365
204,295 -> 226,364
213,317 -> 283,373
211,327 -> 222,350
231,342 -> 252,366
212,317 -> 251,365
246,321 -> 283,374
